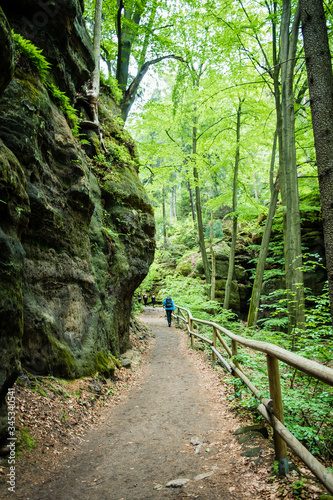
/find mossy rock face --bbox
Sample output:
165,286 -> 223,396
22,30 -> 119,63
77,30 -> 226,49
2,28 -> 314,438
213,242 -> 230,260
0,1 -> 155,442
95,352 -> 116,378
215,280 -> 240,310
215,260 -> 229,279
0,140 -> 30,424
194,258 -> 205,276
2,0 -> 94,99
0,8 -> 14,95
176,260 -> 193,276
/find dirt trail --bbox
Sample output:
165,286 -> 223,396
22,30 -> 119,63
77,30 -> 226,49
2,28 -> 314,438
10,308 -> 270,500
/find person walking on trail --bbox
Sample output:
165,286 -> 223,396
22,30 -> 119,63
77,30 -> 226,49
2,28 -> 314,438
143,293 -> 148,306
151,294 -> 156,308
163,296 -> 175,327
137,292 -> 142,303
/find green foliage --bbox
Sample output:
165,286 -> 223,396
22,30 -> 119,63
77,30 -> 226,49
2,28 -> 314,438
107,142 -> 136,168
12,31 -> 51,83
12,31 -> 78,134
101,71 -> 123,104
205,219 -> 224,239
47,83 -> 79,135
19,427 -> 37,451
169,218 -> 198,250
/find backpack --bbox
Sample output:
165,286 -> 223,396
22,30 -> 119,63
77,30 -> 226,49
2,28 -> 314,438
165,297 -> 172,308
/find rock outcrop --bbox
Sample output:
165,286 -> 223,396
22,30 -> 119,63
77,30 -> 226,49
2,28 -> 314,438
0,1 -> 155,441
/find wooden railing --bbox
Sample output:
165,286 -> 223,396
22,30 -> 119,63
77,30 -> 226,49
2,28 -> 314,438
173,304 -> 333,495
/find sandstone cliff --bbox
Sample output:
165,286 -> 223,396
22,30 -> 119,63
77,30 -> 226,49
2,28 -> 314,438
0,1 -> 155,441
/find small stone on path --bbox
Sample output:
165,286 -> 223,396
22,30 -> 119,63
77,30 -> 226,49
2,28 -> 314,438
166,478 -> 191,488
194,471 -> 214,481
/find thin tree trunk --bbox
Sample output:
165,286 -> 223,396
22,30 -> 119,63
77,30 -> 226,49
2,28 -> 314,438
270,129 -> 278,194
210,213 -> 216,301
247,126 -> 279,327
162,186 -> 167,246
90,0 -> 103,124
280,0 -> 305,336
188,181 -> 196,221
300,0 -> 333,326
247,178 -> 279,327
193,114 -> 211,290
170,188 -> 174,221
224,99 -> 243,310
254,171 -> 259,200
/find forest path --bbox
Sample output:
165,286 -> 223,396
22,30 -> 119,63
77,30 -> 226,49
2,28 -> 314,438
12,308 -> 269,500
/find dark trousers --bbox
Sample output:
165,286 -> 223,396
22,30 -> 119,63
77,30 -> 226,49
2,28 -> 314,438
166,309 -> 172,326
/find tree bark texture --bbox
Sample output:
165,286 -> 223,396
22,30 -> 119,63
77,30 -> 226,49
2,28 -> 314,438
193,115 -> 211,289
188,181 -> 196,221
280,0 -> 305,334
300,0 -> 333,325
224,99 -> 243,310
86,0 -> 103,125
247,179 -> 279,327
162,186 -> 167,246
210,213 -> 216,301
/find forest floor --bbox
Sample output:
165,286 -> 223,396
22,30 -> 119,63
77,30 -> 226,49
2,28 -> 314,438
0,307 -> 329,499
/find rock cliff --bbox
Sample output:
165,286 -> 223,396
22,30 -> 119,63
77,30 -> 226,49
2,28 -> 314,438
0,1 -> 155,442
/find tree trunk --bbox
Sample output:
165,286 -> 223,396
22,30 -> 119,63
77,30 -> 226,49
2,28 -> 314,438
300,0 -> 333,325
90,0 -> 103,124
162,186 -> 167,246
247,125 -> 279,328
280,0 -> 305,336
116,1 -> 144,92
193,115 -> 211,290
188,181 -> 196,221
210,213 -> 216,301
170,188 -> 174,221
247,178 -> 279,327
224,99 -> 243,310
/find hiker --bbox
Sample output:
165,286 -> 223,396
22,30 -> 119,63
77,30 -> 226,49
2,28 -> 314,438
151,294 -> 156,308
163,296 -> 175,327
143,293 -> 148,306
137,292 -> 142,303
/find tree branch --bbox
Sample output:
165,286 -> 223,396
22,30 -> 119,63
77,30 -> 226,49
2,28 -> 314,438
123,54 -> 186,103
197,114 -> 234,141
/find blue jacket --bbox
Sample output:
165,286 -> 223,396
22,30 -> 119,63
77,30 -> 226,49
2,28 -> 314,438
163,297 -> 175,311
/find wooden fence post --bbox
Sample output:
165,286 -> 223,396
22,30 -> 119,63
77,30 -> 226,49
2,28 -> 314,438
267,354 -> 289,475
232,339 -> 238,360
212,326 -> 217,365
232,339 -> 239,394
188,313 -> 194,348
177,307 -> 180,328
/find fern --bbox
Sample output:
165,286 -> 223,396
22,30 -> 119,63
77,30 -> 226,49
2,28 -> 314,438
12,31 -> 79,135
46,83 -> 79,135
12,31 -> 51,84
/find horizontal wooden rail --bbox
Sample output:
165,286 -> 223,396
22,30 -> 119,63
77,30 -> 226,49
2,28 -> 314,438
175,306 -> 333,386
258,404 -> 333,493
173,304 -> 333,494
